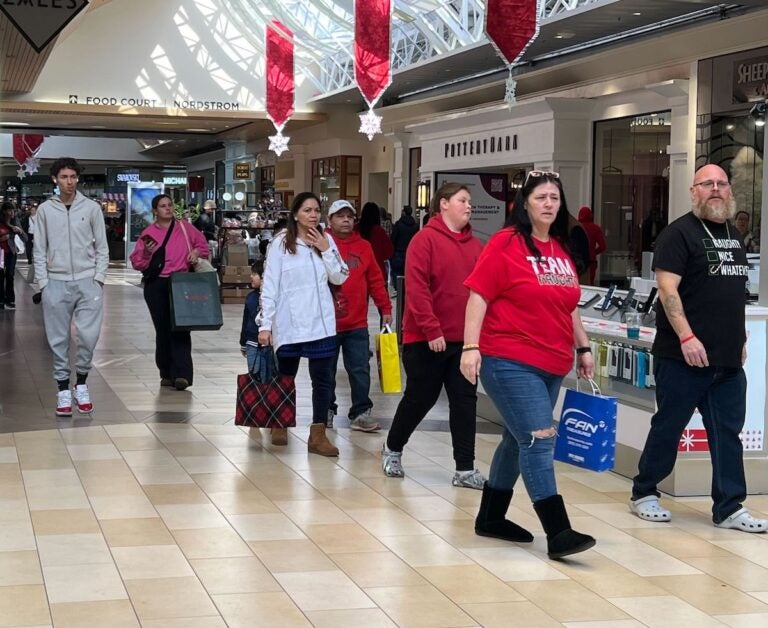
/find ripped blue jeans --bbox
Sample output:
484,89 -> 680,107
481,357 -> 563,502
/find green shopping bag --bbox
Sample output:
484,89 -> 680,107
169,272 -> 223,331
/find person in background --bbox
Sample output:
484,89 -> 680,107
21,203 -> 37,265
240,264 -> 262,371
390,205 -> 419,291
259,192 -> 349,455
460,170 -> 596,560
382,183 -> 486,489
641,207 -> 666,252
578,206 -> 607,285
358,201 -> 394,286
380,206 -> 393,236
326,199 -> 392,432
0,201 -> 26,310
734,210 -> 759,253
195,199 -> 217,242
629,164 -> 767,533
34,158 -> 109,416
130,194 -> 210,391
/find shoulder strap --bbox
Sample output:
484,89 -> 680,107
158,219 -> 175,250
178,219 -> 192,254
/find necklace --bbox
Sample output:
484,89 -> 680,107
698,218 -> 730,244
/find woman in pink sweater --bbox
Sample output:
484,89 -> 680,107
130,194 -> 210,390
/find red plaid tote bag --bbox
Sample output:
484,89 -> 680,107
235,348 -> 296,428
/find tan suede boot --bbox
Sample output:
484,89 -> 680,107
308,423 -> 339,457
271,427 -> 288,446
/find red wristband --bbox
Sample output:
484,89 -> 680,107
680,334 -> 696,345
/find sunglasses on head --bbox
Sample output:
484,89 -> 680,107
525,170 -> 560,185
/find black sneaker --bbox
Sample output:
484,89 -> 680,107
5,303 -> 14,310
174,377 -> 190,391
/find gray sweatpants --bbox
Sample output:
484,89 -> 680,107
42,278 -> 104,382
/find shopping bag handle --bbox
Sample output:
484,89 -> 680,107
576,378 -> 602,396
380,324 -> 393,334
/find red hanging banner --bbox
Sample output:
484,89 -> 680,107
266,20 -> 294,155
484,0 -> 541,104
13,134 -> 44,166
354,0 -> 391,140
354,0 -> 391,106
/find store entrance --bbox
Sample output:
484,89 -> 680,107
593,113 -> 671,287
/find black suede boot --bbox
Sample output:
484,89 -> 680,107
475,482 -> 534,543
533,494 -> 595,560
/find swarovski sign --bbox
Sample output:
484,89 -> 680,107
0,0 -> 89,53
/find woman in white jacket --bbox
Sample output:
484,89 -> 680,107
259,192 -> 349,454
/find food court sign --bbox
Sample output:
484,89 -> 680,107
0,0 -> 89,53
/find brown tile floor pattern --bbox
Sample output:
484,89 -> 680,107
1,264 -> 768,626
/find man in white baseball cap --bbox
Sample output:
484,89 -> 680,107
326,199 -> 392,431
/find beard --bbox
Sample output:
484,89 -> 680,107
691,195 -> 736,222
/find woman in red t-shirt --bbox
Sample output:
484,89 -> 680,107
460,171 -> 596,560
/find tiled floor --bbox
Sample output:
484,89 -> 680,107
2,263 -> 768,627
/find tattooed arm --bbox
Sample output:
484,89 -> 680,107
657,269 -> 708,367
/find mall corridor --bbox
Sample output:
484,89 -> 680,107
0,266 -> 766,627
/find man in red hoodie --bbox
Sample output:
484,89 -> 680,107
327,200 -> 393,432
578,206 -> 607,285
382,183 -> 486,489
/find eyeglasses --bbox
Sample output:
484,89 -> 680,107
525,170 -> 560,185
692,179 -> 731,190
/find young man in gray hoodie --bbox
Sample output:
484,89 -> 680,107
34,157 -> 109,417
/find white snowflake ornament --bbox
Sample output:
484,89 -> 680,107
268,130 -> 290,156
24,156 -> 40,175
505,74 -> 517,108
358,108 -> 382,141
16,166 -> 26,179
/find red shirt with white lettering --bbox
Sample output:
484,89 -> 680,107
464,228 -> 580,376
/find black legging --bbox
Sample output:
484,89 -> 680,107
143,277 -> 193,383
277,353 -> 334,424
387,341 -> 478,470
0,250 -> 16,305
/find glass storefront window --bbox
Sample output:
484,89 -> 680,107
709,115 -> 764,251
592,112 -> 671,286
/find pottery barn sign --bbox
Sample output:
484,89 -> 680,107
0,0 -> 89,53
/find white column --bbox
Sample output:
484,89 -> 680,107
387,132 -> 411,220
758,125 -> 768,306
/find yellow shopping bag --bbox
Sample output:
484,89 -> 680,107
376,325 -> 402,393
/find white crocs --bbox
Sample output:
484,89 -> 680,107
715,508 -> 768,533
629,495 -> 671,522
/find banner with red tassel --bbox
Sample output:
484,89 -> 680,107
484,0 -> 541,106
354,0 -> 392,140
265,20 -> 295,156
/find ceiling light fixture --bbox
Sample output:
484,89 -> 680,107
0,122 -> 30,126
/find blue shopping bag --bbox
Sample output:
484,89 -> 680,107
554,380 -> 617,472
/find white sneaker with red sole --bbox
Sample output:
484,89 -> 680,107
73,384 -> 93,413
56,390 -> 73,417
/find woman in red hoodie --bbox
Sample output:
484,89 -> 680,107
382,183 -> 486,489
577,206 -> 606,285
358,202 -> 394,284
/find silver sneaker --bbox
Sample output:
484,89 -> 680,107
452,469 -> 486,490
326,409 -> 335,429
382,445 -> 404,478
350,409 -> 380,432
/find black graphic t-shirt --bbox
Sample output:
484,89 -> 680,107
652,211 -> 747,367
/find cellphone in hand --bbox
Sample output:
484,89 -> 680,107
142,234 -> 157,246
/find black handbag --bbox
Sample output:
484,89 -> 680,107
142,221 -> 175,283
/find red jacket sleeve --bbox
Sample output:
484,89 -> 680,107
594,226 -> 607,256
365,244 -> 392,315
404,235 -> 443,341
